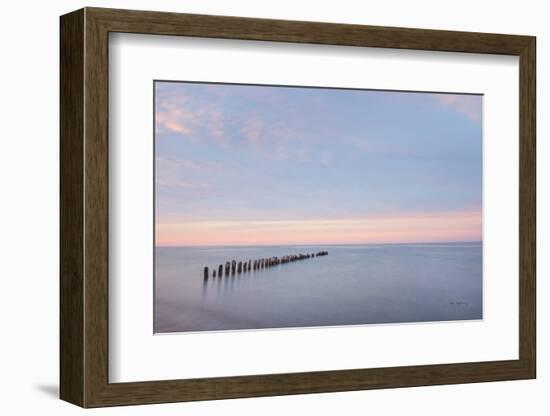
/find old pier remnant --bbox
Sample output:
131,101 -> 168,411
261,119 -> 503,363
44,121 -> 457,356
202,251 -> 328,278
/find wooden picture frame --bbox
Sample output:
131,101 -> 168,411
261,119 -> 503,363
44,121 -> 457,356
60,7 -> 536,408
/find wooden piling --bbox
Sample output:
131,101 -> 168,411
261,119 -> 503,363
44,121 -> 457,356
205,250 -> 328,278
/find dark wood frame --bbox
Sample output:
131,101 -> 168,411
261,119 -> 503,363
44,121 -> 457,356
60,7 -> 536,408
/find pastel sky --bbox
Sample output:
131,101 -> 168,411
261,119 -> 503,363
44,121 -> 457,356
155,81 -> 482,246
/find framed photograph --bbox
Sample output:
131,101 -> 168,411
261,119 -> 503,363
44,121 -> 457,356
60,7 -> 536,407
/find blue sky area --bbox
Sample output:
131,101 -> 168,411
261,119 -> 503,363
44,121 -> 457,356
155,81 -> 482,246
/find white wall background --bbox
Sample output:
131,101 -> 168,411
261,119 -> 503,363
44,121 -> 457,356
0,0 -> 545,414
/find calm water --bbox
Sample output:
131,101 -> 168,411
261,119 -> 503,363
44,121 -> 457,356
154,243 -> 482,333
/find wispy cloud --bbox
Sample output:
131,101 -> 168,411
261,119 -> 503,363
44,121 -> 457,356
155,157 -> 224,192
155,93 -> 196,138
155,83 -> 312,161
155,109 -> 192,136
239,116 -> 263,144
155,91 -> 228,145
433,94 -> 482,122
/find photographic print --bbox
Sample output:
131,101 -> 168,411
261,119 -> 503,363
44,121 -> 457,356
154,81 -> 483,334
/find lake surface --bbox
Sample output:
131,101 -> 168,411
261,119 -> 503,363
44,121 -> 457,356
154,243 -> 482,333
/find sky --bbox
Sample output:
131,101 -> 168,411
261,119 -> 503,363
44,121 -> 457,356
155,81 -> 482,246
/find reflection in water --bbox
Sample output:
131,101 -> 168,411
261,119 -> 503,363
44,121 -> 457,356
155,243 -> 482,333
202,254 -> 323,301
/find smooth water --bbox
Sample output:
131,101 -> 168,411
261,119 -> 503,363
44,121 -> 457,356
154,243 -> 482,333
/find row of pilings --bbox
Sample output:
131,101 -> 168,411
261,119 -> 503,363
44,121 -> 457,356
203,251 -> 328,279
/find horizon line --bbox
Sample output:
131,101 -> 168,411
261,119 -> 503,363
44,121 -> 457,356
155,240 -> 483,249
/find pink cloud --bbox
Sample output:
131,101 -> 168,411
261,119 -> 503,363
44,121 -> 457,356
163,119 -> 191,135
155,97 -> 196,138
433,94 -> 482,122
155,88 -> 306,160
155,93 -> 227,144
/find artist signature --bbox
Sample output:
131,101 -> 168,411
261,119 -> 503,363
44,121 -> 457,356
449,301 -> 469,306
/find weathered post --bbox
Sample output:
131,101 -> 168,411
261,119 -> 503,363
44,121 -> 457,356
207,251 -> 327,278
